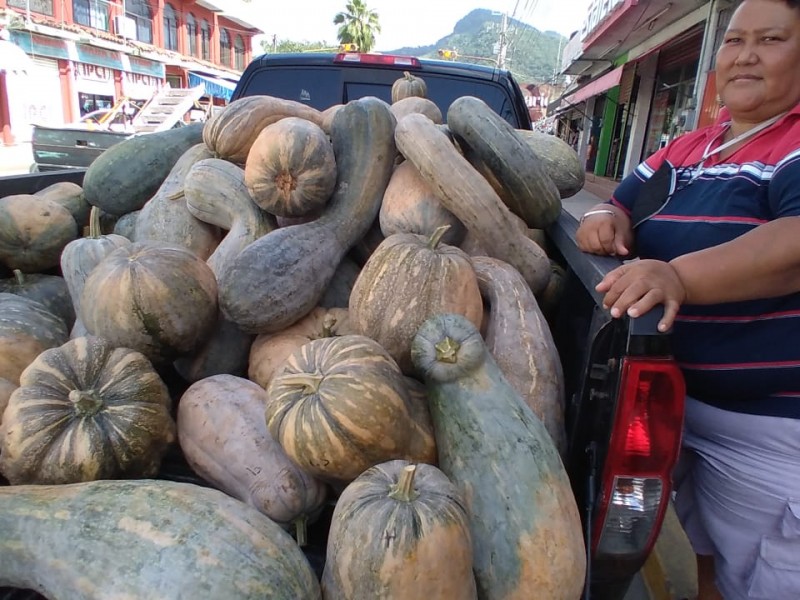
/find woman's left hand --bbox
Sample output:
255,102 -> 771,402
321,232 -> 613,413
596,259 -> 687,332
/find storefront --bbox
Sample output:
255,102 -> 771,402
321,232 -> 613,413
559,1 -> 718,179
74,63 -> 117,116
640,25 -> 704,161
6,31 -> 68,141
2,28 -> 166,141
0,36 -> 35,144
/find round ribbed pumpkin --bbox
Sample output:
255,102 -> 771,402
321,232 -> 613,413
265,334 -> 421,485
60,206 -> 131,328
380,161 -> 466,246
322,460 -> 477,599
249,306 -> 353,389
0,270 -> 76,331
0,293 -> 69,385
80,241 -> 218,364
0,194 -> 78,272
245,117 -> 337,217
202,95 -> 325,164
0,336 -> 175,485
391,71 -> 427,103
349,226 -> 483,374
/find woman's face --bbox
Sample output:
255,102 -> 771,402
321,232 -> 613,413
716,0 -> 800,123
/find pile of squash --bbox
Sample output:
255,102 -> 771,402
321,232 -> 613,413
0,72 -> 588,600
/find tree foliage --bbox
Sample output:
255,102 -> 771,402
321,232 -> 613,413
260,38 -> 336,54
388,9 -> 565,84
333,0 -> 381,53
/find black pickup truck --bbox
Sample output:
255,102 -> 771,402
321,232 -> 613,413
0,53 -> 686,600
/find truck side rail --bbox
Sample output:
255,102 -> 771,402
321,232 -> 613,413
0,169 -> 86,197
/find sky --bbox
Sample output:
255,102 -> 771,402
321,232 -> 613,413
250,0 -> 590,52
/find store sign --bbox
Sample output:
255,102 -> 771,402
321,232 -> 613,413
581,0 -> 625,40
128,55 -> 166,79
75,43 -> 124,70
123,71 -> 163,99
9,30 -> 69,60
75,63 -> 114,83
73,62 -> 116,96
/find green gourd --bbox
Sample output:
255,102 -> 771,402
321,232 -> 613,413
410,313 -> 586,600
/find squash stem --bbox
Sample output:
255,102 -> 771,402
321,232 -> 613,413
388,464 -> 419,502
12,269 -> 25,285
278,373 -> 325,395
293,516 -> 308,547
88,205 -> 101,238
427,225 -> 451,250
434,337 -> 460,364
69,389 -> 104,416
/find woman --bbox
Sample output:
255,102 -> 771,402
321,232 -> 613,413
576,1 -> 800,598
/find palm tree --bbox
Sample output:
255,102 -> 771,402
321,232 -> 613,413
333,0 -> 381,53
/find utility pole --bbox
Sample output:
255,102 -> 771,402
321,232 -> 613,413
553,35 -> 563,84
272,34 -> 277,53
497,12 -> 508,69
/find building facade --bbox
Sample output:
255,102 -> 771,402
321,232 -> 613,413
0,0 -> 262,144
552,0 -> 734,182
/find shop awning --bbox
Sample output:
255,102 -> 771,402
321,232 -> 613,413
563,65 -> 624,106
188,72 -> 237,101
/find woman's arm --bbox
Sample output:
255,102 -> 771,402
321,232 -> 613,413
671,216 -> 800,303
597,216 -> 800,331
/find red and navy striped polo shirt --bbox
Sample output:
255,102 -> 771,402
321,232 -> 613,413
608,104 -> 800,418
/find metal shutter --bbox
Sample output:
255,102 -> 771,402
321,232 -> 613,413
657,25 -> 704,72
618,63 -> 637,106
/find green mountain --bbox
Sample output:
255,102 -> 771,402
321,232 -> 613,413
383,8 -> 566,84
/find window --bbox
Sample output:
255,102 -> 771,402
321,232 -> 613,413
200,20 -> 211,60
220,29 -> 231,66
126,0 -> 153,44
72,0 -> 108,31
234,35 -> 246,70
163,3 -> 178,51
78,93 -> 114,117
8,0 -> 53,16
186,13 -> 197,57
244,67 -> 518,125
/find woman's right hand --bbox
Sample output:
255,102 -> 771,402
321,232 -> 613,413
576,205 -> 634,257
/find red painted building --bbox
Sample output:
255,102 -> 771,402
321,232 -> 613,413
0,0 -> 261,144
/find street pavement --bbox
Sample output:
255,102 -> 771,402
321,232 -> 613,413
0,142 -> 35,177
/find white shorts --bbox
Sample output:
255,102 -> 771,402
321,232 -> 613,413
673,396 -> 800,600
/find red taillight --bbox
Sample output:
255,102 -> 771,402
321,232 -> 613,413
593,357 -> 685,560
333,53 -> 421,67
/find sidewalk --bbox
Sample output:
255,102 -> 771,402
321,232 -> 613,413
0,143 -> 35,176
560,173 -> 618,221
